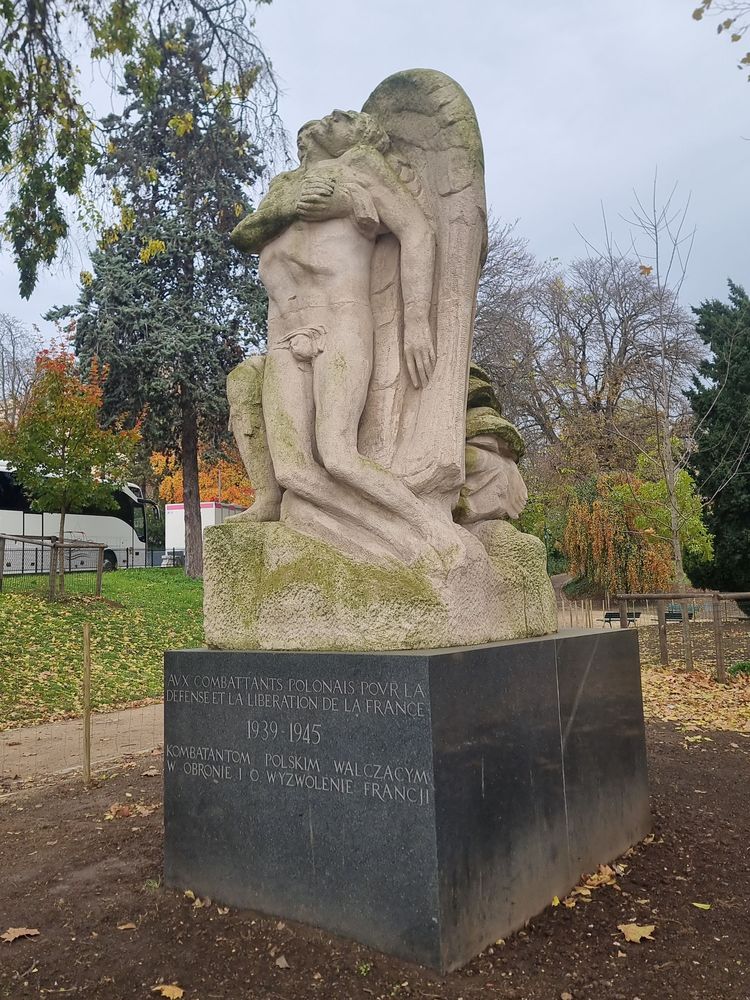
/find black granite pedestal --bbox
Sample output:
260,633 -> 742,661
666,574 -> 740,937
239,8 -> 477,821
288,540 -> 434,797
163,629 -> 650,972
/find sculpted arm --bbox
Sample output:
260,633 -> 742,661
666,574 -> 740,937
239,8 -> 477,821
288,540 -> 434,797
230,171 -> 301,254
353,150 -> 437,388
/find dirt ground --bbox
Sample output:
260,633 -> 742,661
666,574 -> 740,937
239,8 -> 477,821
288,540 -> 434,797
1,721 -> 749,1000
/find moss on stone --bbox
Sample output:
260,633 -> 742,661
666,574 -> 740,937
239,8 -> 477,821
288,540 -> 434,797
260,355 -> 305,468
261,527 -> 440,611
203,518 -> 446,651
362,69 -> 485,174
470,520 -> 558,637
227,356 -> 264,407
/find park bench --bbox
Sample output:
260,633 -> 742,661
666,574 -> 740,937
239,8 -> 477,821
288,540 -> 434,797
664,608 -> 696,622
602,611 -> 641,626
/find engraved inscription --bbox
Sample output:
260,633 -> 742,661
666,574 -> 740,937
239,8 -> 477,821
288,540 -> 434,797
165,668 -> 433,807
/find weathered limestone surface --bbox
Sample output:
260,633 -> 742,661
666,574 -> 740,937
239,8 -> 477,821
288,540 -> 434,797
204,69 -> 559,651
204,517 -> 557,651
467,520 -> 559,638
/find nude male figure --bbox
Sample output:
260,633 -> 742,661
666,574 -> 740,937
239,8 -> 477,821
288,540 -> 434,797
231,110 -> 461,561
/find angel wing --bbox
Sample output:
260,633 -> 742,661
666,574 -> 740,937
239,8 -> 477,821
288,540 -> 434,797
358,69 -> 487,509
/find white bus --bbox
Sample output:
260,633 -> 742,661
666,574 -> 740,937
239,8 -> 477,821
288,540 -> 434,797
0,462 -> 158,572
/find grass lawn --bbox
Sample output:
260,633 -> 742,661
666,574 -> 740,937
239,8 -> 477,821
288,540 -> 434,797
0,569 -> 203,730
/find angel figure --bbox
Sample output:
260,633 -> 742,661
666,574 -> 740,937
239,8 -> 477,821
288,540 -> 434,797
230,71 -> 487,566
207,71 -> 558,649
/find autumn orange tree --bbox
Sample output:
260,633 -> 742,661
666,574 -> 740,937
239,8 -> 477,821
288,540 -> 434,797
151,448 -> 254,507
0,347 -> 139,594
563,475 -> 674,595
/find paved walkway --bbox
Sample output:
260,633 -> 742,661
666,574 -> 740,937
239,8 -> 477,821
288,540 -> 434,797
0,703 -> 163,780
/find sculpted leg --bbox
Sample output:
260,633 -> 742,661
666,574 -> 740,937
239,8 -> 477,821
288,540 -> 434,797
227,356 -> 282,521
261,348 -> 423,558
312,332 -> 465,564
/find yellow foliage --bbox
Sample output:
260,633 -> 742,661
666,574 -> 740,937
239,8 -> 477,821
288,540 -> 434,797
120,205 -> 135,231
563,475 -> 673,593
100,225 -> 121,247
167,111 -> 194,137
139,239 -> 167,264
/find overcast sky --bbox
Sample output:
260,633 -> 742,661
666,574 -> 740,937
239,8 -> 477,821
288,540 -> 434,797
2,0 -> 748,336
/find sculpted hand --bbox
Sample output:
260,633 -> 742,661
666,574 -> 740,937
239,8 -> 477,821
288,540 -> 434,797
296,175 -> 350,221
404,320 -> 436,389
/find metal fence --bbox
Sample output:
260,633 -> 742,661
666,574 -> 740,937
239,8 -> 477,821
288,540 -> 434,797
102,547 -> 185,569
0,535 -> 105,597
0,537 -> 187,593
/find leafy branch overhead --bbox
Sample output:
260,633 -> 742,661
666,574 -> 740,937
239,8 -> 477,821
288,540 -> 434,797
693,1 -> 750,78
47,22 -> 267,578
0,0 -> 279,297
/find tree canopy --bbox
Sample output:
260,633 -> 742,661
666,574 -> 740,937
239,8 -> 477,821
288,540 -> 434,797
0,346 -> 139,590
49,22 -> 267,576
0,314 -> 38,429
688,281 -> 750,591
0,0 -> 277,296
693,1 -> 750,79
474,197 -> 713,593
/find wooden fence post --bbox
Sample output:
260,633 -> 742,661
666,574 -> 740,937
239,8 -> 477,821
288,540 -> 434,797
656,600 -> 669,668
619,599 -> 628,628
83,622 -> 92,787
712,596 -> 726,683
95,545 -> 104,597
48,539 -> 57,600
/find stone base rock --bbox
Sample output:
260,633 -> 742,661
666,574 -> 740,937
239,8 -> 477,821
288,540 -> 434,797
203,517 -> 557,651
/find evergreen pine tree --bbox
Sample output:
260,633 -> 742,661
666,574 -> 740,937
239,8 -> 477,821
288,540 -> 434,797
49,21 -> 267,577
688,281 -> 750,592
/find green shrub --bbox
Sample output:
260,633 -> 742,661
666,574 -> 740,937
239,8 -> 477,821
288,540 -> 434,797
728,660 -> 750,678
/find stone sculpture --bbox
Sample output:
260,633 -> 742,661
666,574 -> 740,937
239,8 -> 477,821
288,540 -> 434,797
204,69 -> 557,650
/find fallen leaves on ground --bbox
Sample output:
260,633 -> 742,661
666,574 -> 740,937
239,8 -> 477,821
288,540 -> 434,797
151,986 -> 184,999
640,664 -> 750,732
1,927 -> 40,943
559,864 -> 622,908
0,569 -> 203,730
692,902 -> 712,910
104,802 -> 159,820
275,955 -> 290,969
117,922 -> 136,930
618,922 -> 655,943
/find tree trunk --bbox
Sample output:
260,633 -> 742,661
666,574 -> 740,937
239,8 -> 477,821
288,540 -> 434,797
58,506 -> 66,596
659,378 -> 694,671
182,394 -> 203,578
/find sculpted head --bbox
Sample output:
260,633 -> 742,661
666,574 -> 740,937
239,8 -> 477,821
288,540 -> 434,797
297,109 -> 389,162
